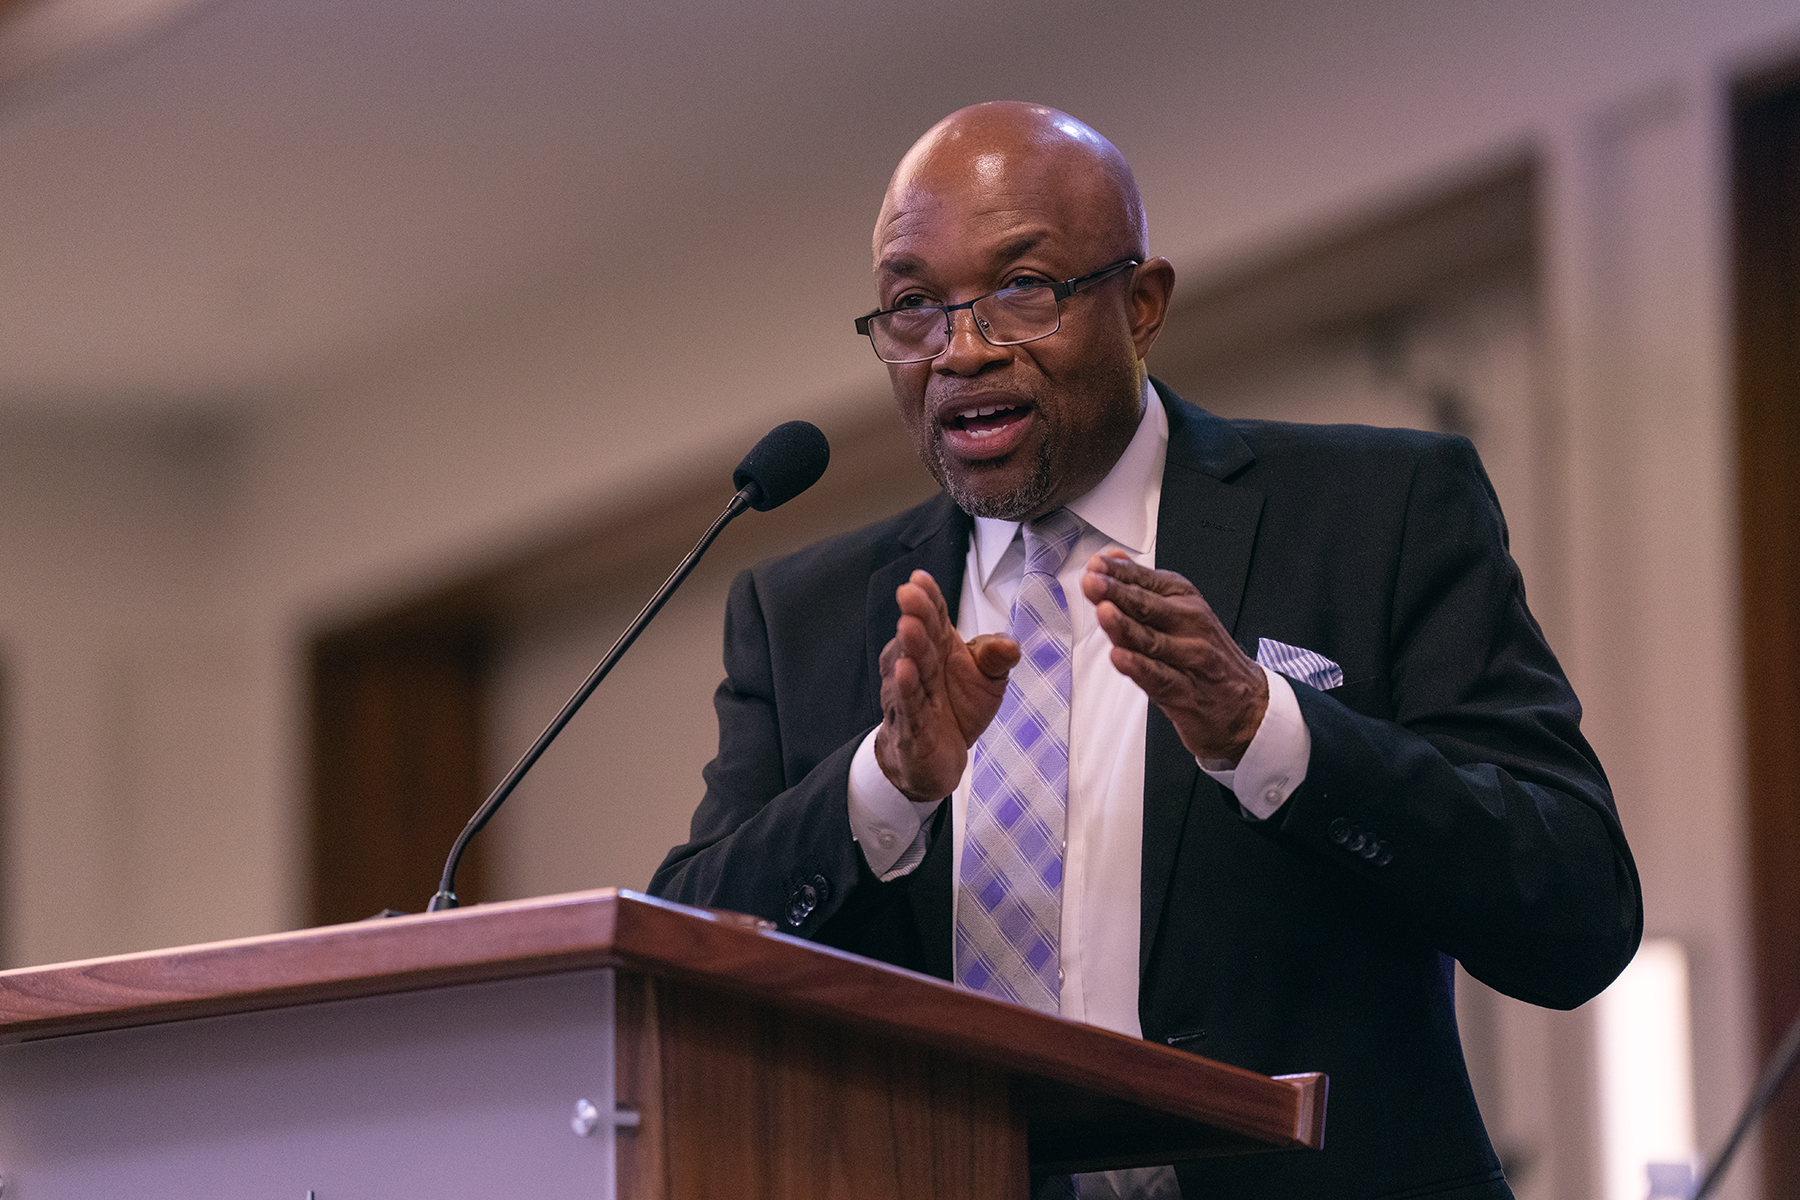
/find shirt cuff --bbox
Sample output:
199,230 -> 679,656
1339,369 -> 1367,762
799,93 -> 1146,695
1201,665 -> 1311,820
848,727 -> 944,878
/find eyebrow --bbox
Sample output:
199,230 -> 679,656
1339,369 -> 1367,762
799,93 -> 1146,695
875,253 -> 923,278
992,232 -> 1047,263
875,230 -> 1054,282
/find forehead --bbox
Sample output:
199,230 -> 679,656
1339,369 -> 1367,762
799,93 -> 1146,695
876,203 -> 1062,281
873,179 -> 1106,286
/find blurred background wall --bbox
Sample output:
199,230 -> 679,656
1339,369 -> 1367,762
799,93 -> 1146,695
2,2 -> 1797,1198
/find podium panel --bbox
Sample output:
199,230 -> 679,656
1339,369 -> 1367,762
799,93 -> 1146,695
0,970 -> 622,1198
0,890 -> 1324,1199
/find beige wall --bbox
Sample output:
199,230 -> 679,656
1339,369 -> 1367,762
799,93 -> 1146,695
2,3 -> 1794,1196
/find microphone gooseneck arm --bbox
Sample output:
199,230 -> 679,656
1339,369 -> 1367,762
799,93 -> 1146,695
426,486 -> 754,912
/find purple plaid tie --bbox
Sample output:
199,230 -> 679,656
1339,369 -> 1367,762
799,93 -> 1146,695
955,508 -> 1083,1013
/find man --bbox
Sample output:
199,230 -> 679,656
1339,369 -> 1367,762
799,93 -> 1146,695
651,102 -> 1641,1199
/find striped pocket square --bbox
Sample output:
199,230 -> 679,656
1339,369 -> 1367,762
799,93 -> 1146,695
1256,638 -> 1344,691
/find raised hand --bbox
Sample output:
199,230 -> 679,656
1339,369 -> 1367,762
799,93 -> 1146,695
875,570 -> 1021,801
1080,550 -> 1268,765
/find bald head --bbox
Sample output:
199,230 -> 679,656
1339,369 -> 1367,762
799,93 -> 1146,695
875,102 -> 1147,267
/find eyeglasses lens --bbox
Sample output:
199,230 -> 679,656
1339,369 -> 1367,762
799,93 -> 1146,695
869,286 -> 1061,363
976,287 -> 1060,343
869,308 -> 942,363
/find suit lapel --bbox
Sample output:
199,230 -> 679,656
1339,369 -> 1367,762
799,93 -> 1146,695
1139,385 -> 1265,979
1153,390 -> 1264,639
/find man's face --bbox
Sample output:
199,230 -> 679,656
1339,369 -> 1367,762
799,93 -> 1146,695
873,154 -> 1149,522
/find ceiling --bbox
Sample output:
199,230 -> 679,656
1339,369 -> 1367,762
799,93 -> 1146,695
1,0 -> 1223,413
0,0 -> 1769,416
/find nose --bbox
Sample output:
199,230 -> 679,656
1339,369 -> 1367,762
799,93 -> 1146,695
933,305 -> 1010,376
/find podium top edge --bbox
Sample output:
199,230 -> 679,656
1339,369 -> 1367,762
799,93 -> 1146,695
0,888 -> 1323,1151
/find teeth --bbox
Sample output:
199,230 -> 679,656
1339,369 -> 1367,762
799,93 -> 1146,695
957,405 -> 1008,420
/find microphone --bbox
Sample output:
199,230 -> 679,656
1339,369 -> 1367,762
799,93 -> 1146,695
425,421 -> 830,912
734,420 -> 831,510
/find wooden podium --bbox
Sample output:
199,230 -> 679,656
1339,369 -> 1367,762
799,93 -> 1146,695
0,889 -> 1324,1198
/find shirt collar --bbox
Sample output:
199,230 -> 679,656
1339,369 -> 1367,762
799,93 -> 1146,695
970,377 -> 1167,588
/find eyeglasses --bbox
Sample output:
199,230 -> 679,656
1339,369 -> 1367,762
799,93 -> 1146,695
854,257 -> 1142,364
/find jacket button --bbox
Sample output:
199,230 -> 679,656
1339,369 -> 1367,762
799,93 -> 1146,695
1359,839 -> 1381,860
1329,818 -> 1351,845
784,875 -> 831,927
785,883 -> 817,927
1374,845 -> 1394,866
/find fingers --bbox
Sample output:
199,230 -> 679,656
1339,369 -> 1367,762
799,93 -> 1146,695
1081,553 -> 1268,762
967,633 -> 1021,680
878,653 -> 960,801
1093,597 -> 1167,661
896,569 -> 953,642
1083,549 -> 1192,595
1106,643 -> 1192,704
877,570 -> 989,801
885,645 -> 924,712
1078,549 -> 1129,607
878,569 -> 971,724
889,570 -> 954,690
879,639 -> 936,741
1081,552 -> 1208,634
892,613 -> 942,689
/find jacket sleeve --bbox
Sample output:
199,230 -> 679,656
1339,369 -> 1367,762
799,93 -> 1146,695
645,566 -> 876,936
1265,436 -> 1643,1009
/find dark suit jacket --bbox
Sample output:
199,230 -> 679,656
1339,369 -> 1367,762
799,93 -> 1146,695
649,385 -> 1643,1200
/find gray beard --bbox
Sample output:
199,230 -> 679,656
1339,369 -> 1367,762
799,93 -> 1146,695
932,431 -> 1057,521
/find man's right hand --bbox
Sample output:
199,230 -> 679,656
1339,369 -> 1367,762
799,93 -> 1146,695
874,569 -> 1019,802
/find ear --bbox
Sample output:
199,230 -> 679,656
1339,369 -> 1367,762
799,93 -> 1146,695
1127,257 -> 1176,361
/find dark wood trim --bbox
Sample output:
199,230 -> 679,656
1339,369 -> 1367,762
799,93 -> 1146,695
638,974 -> 1025,1197
1732,62 -> 1800,1200
0,889 -> 1326,1164
308,623 -> 490,924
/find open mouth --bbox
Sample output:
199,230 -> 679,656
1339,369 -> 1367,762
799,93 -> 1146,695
946,404 -> 1029,439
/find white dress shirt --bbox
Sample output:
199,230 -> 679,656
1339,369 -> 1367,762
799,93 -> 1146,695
847,381 -> 1311,1037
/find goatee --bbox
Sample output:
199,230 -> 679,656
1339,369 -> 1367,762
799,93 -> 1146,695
931,433 -> 1057,521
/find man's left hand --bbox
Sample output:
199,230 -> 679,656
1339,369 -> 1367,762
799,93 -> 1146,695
1081,549 -> 1269,766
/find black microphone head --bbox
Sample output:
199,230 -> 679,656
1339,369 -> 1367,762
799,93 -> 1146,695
733,420 -> 830,511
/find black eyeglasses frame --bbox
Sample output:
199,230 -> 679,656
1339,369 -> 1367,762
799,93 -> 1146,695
853,257 -> 1143,364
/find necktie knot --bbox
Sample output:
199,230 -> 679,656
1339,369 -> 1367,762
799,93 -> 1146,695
1022,509 -> 1083,578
